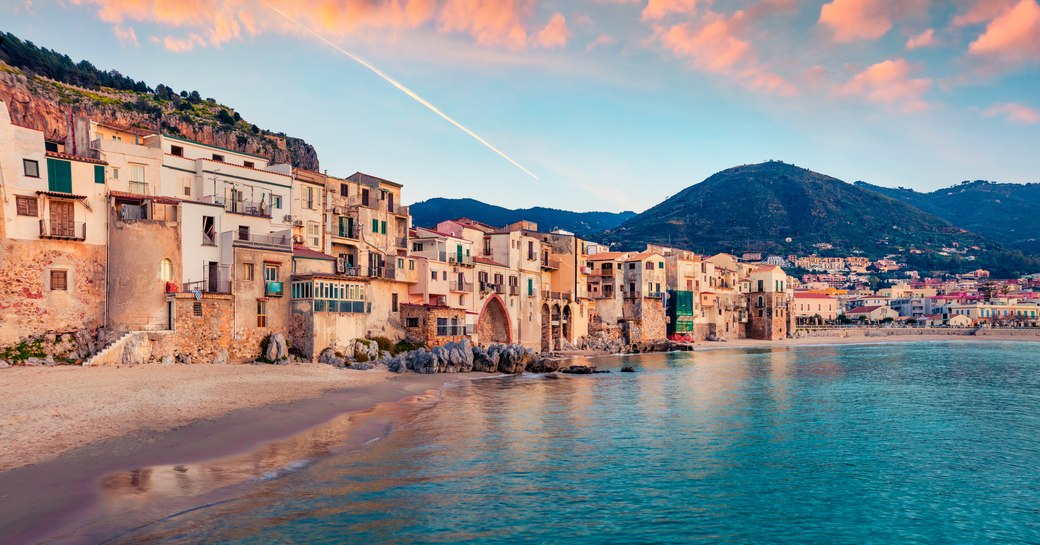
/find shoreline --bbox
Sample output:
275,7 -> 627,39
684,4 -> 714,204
0,372 -> 493,545
2,335 -> 1037,544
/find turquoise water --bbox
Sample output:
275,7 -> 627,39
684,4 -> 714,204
109,342 -> 1040,544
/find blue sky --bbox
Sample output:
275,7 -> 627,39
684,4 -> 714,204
4,0 -> 1039,212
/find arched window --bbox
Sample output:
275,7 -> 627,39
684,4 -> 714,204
159,258 -> 173,282
757,295 -> 764,308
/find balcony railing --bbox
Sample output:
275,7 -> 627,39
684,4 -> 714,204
183,265 -> 231,294
40,220 -> 86,241
335,225 -> 358,239
645,291 -> 664,299
448,255 -> 474,266
129,181 -> 150,195
390,204 -> 410,216
580,266 -> 592,275
508,285 -> 519,296
229,230 -> 292,251
494,284 -> 505,295
450,281 -> 474,292
265,281 -> 284,297
202,195 -> 272,218
542,257 -> 561,270
397,237 -> 408,249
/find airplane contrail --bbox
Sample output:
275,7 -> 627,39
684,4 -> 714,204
266,4 -> 539,181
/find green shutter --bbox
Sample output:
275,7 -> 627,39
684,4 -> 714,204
94,165 -> 105,184
528,278 -> 533,296
380,221 -> 387,234
46,158 -> 72,193
372,219 -> 379,233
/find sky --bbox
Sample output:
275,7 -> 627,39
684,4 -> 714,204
3,0 -> 1040,213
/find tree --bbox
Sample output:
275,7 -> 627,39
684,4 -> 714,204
216,109 -> 235,125
188,90 -> 202,104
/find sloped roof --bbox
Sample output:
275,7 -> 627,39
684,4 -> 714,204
293,245 -> 336,261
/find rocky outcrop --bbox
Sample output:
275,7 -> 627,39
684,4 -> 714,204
264,333 -> 288,363
383,341 -> 558,375
0,65 -> 319,170
577,332 -> 625,353
120,334 -> 150,366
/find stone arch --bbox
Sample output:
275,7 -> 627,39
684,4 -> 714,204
477,295 -> 511,345
551,304 -> 562,349
540,304 -> 551,352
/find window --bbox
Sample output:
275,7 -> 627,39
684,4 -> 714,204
757,280 -> 764,292
130,164 -> 145,183
184,185 -> 191,196
308,223 -> 320,247
243,263 -> 255,280
160,259 -> 173,282
50,270 -> 68,291
113,167 -> 120,179
659,261 -> 665,269
380,221 -> 387,234
431,270 -> 438,280
408,260 -> 415,270
46,158 -> 72,193
413,243 -> 423,251
257,300 -> 267,327
361,188 -> 370,206
528,277 -> 534,296
372,219 -> 379,233
528,241 -> 535,260
442,270 -> 448,281
406,317 -> 420,328
306,187 -> 314,209
244,161 -> 255,169
16,196 -> 38,217
203,216 -> 216,245
340,183 -> 349,197
645,262 -> 653,270
171,145 -> 184,157
264,264 -> 280,282
23,159 -> 39,178
212,154 -> 225,162
272,195 -> 282,209
238,225 -> 250,241
193,302 -> 203,317
392,293 -> 399,312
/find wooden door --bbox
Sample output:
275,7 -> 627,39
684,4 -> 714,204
50,201 -> 74,237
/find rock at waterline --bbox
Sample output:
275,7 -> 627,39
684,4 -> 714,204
621,366 -> 635,373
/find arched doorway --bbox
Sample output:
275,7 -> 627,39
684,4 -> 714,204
477,296 -> 511,345
551,304 -> 561,349
562,304 -> 573,344
540,304 -> 551,352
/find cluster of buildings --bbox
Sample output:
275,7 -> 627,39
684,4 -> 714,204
791,280 -> 1040,327
0,103 -> 795,364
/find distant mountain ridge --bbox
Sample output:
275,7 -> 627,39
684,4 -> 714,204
409,198 -> 635,237
856,180 -> 1040,254
596,161 -> 1040,277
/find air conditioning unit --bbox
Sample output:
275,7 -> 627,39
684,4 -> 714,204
293,220 -> 304,227
336,257 -> 346,274
283,214 -> 293,222
292,235 -> 304,244
333,206 -> 346,215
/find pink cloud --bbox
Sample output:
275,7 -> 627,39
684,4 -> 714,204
968,0 -> 1040,67
72,0 -> 569,52
653,4 -> 796,96
906,28 -> 935,49
642,0 -> 700,21
534,13 -> 569,49
983,102 -> 1040,124
952,0 -> 1018,27
112,25 -> 139,47
818,0 -> 929,43
838,58 -> 932,112
585,33 -> 615,52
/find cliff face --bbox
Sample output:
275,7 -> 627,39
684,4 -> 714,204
0,65 -> 319,170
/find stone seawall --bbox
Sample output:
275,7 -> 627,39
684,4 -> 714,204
795,328 -> 1040,339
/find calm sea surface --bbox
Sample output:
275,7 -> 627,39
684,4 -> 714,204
105,342 -> 1040,544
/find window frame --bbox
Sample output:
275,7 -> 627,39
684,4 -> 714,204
16,195 -> 38,217
50,270 -> 68,291
23,159 -> 39,178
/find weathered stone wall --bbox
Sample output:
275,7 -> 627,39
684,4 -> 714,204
233,247 -> 290,360
402,303 -> 467,347
107,209 -> 181,332
165,293 -> 235,363
747,292 -> 791,341
0,239 -> 106,346
620,297 -> 666,343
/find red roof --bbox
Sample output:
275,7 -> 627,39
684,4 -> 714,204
473,256 -> 507,267
847,305 -> 882,314
293,245 -> 336,261
46,150 -> 107,165
794,292 -> 836,299
109,190 -> 181,205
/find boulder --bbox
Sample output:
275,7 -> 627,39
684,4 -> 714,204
561,365 -> 595,374
120,335 -> 150,366
348,361 -> 376,370
317,347 -> 338,365
0,360 -> 9,368
265,333 -> 288,361
408,349 -> 437,374
212,349 -> 229,365
177,354 -> 193,365
386,355 -> 408,373
160,355 -> 175,366
621,366 -> 635,373
24,357 -> 45,367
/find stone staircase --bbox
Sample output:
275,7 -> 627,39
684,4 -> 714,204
82,330 -> 137,367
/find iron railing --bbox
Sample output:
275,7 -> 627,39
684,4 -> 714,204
40,220 -> 86,240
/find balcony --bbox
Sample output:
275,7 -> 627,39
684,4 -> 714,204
450,281 -> 474,293
580,266 -> 592,275
40,220 -> 86,241
229,229 -> 292,252
265,281 -> 284,297
509,285 -> 520,296
335,225 -> 359,240
541,257 -> 561,270
397,237 -> 408,249
183,265 -> 231,294
646,291 -> 664,299
128,181 -> 150,196
448,255 -> 474,266
390,204 -> 410,217
202,195 -> 272,218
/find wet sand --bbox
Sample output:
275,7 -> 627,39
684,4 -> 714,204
0,371 -> 486,545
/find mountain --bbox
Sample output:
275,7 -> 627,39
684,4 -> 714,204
856,180 -> 1040,254
596,161 -> 1040,277
409,198 -> 636,237
0,32 -> 318,170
